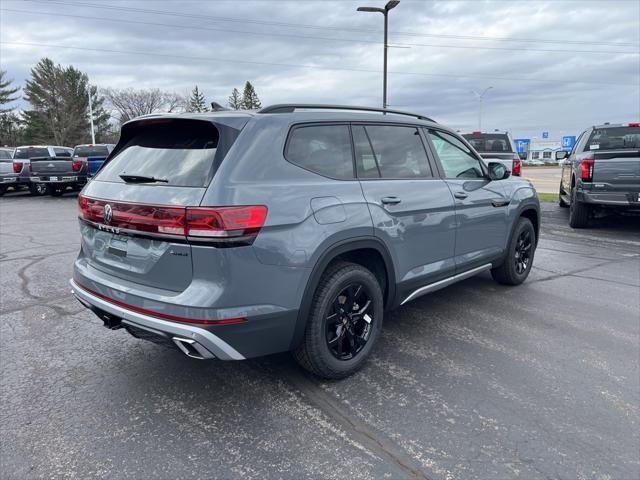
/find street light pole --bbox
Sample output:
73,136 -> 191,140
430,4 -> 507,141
357,0 -> 400,109
471,86 -> 493,131
87,86 -> 96,144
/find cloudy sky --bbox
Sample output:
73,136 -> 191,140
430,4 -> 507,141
1,0 -> 639,139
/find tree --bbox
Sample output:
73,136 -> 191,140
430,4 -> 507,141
0,112 -> 24,146
241,81 -> 261,110
228,88 -> 243,110
187,85 -> 208,112
0,71 -> 20,113
22,58 -> 109,145
103,87 -> 186,124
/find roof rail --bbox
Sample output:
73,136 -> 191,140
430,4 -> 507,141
257,104 -> 436,123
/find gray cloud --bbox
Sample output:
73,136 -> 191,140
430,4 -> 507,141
1,0 -> 638,139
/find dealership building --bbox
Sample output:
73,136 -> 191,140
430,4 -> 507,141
513,135 -> 577,162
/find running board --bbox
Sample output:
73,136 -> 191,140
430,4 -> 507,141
400,264 -> 492,306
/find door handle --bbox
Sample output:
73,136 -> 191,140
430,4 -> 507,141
453,191 -> 468,200
381,196 -> 402,205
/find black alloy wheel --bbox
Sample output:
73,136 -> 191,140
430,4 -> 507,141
325,283 -> 374,361
514,229 -> 533,275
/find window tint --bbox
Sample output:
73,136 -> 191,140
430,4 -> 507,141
462,133 -> 513,153
54,148 -> 71,157
74,145 -> 110,157
285,125 -> 353,179
14,147 -> 50,159
96,120 -> 220,187
353,125 -> 431,179
584,126 -> 640,151
428,130 -> 484,179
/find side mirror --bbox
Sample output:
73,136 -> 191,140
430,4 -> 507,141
555,150 -> 568,161
488,162 -> 509,181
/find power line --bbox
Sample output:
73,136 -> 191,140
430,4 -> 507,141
3,7 -> 638,56
21,0 -> 640,49
2,41 -> 636,87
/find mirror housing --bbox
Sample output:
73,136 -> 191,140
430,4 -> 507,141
555,150 -> 569,161
488,162 -> 509,181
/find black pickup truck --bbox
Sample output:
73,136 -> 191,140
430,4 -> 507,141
28,147 -> 88,196
557,123 -> 640,227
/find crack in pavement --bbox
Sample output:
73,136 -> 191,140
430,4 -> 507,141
530,256 -> 639,286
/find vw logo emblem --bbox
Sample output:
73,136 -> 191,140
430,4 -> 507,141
104,204 -> 113,224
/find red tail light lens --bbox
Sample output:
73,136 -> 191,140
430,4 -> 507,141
72,159 -> 85,172
580,158 -> 594,181
78,196 -> 267,244
511,158 -> 521,176
13,162 -> 22,173
627,122 -> 640,127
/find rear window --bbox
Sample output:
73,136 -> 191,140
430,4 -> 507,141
584,126 -> 640,151
285,125 -> 353,179
14,147 -> 50,159
462,134 -> 513,153
96,120 -> 219,187
74,145 -> 110,157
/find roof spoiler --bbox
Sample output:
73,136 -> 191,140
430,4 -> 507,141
258,104 -> 436,123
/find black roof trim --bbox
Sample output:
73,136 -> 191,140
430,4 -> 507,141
258,104 -> 436,123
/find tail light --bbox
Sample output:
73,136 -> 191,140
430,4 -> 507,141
13,162 -> 22,173
78,195 -> 267,245
627,122 -> 640,127
511,156 -> 521,176
580,158 -> 594,181
72,159 -> 85,172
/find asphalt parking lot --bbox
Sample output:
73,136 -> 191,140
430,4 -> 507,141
1,192 -> 639,480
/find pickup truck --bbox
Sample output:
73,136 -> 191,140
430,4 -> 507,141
462,131 -> 521,176
13,146 -> 74,195
0,148 -> 18,196
28,147 -> 89,196
558,123 -> 640,227
72,144 -> 115,178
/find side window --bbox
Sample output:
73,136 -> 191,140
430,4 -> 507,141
353,125 -> 431,179
54,148 -> 71,157
285,125 -> 353,179
427,130 -> 484,179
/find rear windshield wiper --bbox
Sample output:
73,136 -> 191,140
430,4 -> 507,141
119,174 -> 169,184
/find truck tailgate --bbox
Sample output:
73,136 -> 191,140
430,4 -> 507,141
30,156 -> 74,175
592,150 -> 640,191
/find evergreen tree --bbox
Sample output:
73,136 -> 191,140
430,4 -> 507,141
22,58 -> 109,145
241,81 -> 261,110
187,85 -> 208,112
228,88 -> 243,110
0,71 -> 20,113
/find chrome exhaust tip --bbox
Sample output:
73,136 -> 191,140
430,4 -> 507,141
172,337 -> 213,360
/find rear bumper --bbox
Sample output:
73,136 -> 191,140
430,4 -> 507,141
30,175 -> 86,184
0,175 -> 18,184
578,190 -> 640,207
70,278 -> 246,360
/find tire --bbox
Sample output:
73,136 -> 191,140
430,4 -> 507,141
29,183 -> 47,196
294,261 -> 384,379
491,217 -> 536,286
558,182 -> 569,208
568,186 -> 590,228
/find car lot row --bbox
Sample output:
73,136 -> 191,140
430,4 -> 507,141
0,143 -> 114,196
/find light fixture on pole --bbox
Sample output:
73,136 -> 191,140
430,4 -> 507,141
87,86 -> 96,144
471,86 -> 493,132
357,0 -> 400,109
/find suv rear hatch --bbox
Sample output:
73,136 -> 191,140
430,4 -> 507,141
78,116 -> 250,292
584,126 -> 640,194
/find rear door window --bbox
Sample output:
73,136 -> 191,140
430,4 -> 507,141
96,120 -> 220,187
428,129 -> 484,179
285,124 -> 353,179
353,125 -> 431,179
74,145 -> 110,157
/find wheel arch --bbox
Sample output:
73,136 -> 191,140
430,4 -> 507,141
289,237 -> 396,351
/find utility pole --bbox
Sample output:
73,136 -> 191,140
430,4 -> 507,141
88,86 -> 96,144
471,86 -> 493,131
357,1 -> 400,109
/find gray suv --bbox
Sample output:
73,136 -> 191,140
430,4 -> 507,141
71,104 -> 540,379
